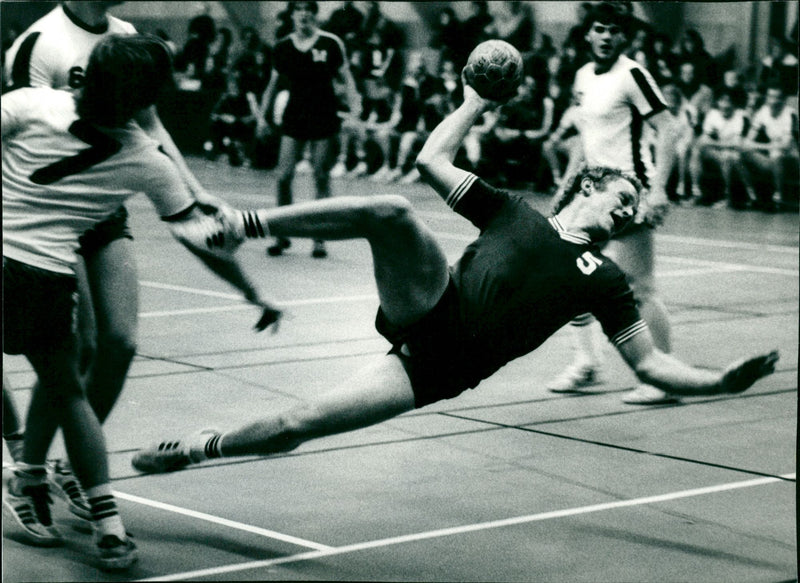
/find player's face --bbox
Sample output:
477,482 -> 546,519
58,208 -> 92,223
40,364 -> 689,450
585,21 -> 627,66
589,177 -> 639,237
292,3 -> 317,32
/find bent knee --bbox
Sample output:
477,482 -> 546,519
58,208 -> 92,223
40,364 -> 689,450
96,331 -> 137,361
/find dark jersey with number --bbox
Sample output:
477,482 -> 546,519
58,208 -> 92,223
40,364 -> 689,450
273,31 -> 346,140
447,174 -> 646,383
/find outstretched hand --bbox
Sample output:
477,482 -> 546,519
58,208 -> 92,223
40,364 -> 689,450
720,350 -> 779,394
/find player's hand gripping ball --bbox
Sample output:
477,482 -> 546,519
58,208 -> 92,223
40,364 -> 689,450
463,40 -> 524,103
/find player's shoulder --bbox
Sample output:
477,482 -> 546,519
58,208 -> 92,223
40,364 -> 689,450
3,86 -> 72,112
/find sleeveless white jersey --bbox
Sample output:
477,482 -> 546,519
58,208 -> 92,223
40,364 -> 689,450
4,3 -> 136,91
2,87 -> 193,274
573,55 -> 667,186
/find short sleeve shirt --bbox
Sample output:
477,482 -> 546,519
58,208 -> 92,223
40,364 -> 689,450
444,174 -> 647,382
4,3 -> 136,91
2,87 -> 193,274
573,55 -> 667,186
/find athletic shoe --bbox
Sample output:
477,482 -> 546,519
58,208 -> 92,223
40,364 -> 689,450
329,161 -> 347,178
347,161 -> 368,178
546,364 -> 601,393
49,460 -> 92,521
2,482 -> 64,546
131,429 -> 220,474
622,384 -> 681,405
96,534 -> 138,571
311,240 -> 327,259
267,237 -> 291,256
369,166 -> 390,182
295,159 -> 313,174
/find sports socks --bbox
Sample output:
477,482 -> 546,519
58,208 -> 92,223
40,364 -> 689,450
240,211 -> 270,239
203,433 -> 224,459
85,484 -> 126,540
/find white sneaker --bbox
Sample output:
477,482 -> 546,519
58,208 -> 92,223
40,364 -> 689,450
330,161 -> 347,177
3,480 -> 63,546
295,159 -> 313,174
348,161 -> 368,178
370,166 -> 390,182
622,384 -> 681,405
49,460 -> 92,521
547,364 -> 600,393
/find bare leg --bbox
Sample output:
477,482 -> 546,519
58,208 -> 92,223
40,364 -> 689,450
221,355 -> 415,456
83,237 -> 139,423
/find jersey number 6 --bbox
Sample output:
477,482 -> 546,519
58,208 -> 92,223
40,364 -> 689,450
31,120 -> 121,185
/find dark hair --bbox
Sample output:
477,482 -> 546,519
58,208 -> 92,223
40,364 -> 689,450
551,167 -> 642,215
288,1 -> 319,15
585,2 -> 633,37
77,34 -> 173,127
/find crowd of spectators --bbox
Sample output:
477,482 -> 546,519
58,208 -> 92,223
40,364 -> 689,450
164,1 -> 798,212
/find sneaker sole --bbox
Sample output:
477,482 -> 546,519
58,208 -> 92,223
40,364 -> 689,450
99,549 -> 139,571
2,500 -> 64,547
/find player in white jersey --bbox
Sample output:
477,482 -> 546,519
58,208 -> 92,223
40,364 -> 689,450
2,33 -> 260,569
3,1 -> 276,514
546,2 -> 680,405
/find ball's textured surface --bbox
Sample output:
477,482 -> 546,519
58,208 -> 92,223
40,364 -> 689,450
463,40 -> 524,102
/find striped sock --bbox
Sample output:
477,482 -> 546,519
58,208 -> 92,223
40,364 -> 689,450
86,484 -> 126,540
204,433 -> 224,459
241,211 -> 269,239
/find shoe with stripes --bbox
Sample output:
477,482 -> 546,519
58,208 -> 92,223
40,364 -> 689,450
49,461 -> 92,521
97,534 -> 138,571
547,364 -> 601,393
131,429 -> 220,474
2,482 -> 63,546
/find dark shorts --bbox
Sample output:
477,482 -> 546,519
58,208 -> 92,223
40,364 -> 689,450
375,278 -> 481,408
3,257 -> 78,356
77,205 -> 133,259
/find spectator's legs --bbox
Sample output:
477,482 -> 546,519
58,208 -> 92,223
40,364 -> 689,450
3,380 -> 25,462
740,150 -> 776,210
308,136 -> 338,257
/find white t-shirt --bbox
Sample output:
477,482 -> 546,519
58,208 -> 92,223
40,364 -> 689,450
572,55 -> 667,186
749,104 -> 797,146
702,109 -> 747,144
4,3 -> 136,91
2,88 -> 193,274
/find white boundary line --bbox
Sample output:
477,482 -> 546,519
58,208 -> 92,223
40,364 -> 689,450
137,472 -> 795,582
113,491 -> 333,552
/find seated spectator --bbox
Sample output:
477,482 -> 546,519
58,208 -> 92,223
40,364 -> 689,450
203,72 -> 257,167
648,32 -> 676,87
759,34 -> 799,99
430,7 -> 463,70
325,1 -> 364,58
717,68 -> 749,110
541,94 -> 582,193
654,83 -> 694,201
676,60 -> 714,132
740,84 -> 800,212
479,73 -> 553,188
484,1 -> 535,56
689,88 -> 748,207
233,28 -> 272,98
174,14 -> 216,83
369,52 -> 444,183
203,26 -> 233,93
460,1 -> 492,59
672,28 -> 718,87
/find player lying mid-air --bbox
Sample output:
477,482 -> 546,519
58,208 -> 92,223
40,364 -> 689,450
132,66 -> 778,475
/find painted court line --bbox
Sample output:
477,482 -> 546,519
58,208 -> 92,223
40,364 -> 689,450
138,472 -> 795,582
113,490 -> 333,552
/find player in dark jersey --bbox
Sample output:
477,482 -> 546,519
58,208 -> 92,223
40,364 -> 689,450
256,0 -> 361,258
131,78 -> 777,476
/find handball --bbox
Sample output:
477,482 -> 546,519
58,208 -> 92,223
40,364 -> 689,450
463,40 -> 524,102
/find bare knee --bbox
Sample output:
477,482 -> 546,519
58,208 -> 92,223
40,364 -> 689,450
95,330 -> 137,363
364,195 -> 414,229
